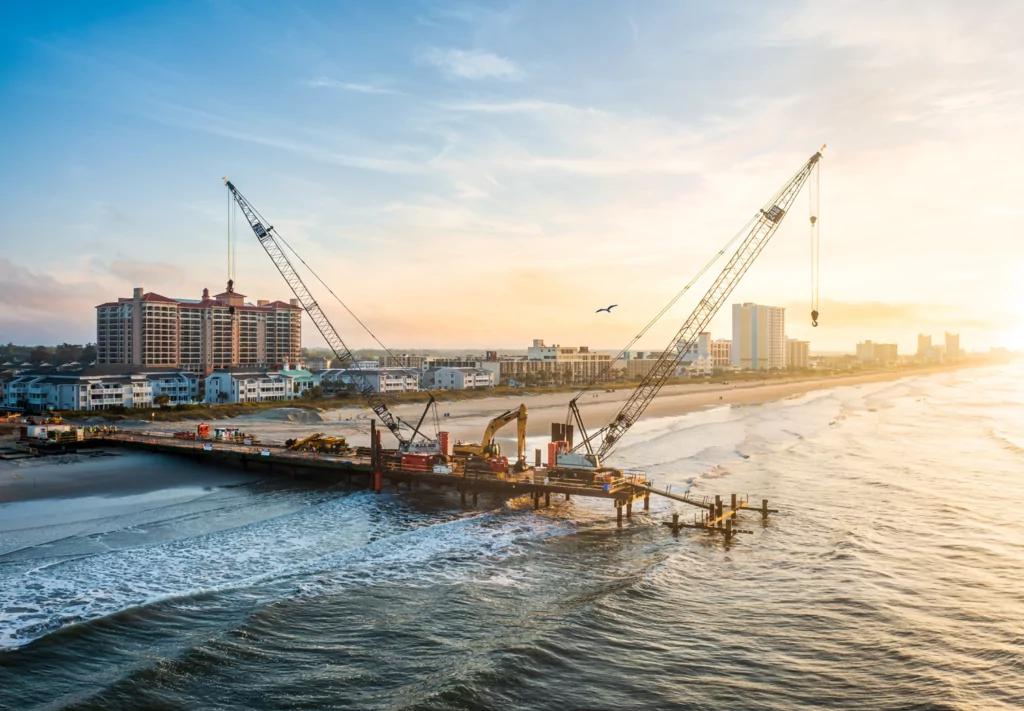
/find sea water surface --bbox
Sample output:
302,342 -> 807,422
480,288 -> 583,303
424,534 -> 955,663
1,364 -> 1022,710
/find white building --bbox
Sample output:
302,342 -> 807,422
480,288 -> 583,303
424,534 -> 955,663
205,370 -> 287,404
422,367 -> 495,390
732,303 -> 786,370
204,366 -> 321,404
678,332 -> 711,363
320,368 -> 419,394
1,367 -> 199,411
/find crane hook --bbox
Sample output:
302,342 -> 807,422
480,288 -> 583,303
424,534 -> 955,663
811,309 -> 819,327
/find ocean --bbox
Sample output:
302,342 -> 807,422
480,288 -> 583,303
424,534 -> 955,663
1,364 -> 1022,710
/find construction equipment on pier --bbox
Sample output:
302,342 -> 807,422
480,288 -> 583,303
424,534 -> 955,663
453,404 -> 528,472
557,148 -> 825,471
285,433 -> 350,454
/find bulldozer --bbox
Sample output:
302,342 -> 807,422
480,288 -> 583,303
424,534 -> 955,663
453,404 -> 527,472
285,432 -> 350,455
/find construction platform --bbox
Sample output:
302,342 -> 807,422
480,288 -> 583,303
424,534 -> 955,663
38,429 -> 774,538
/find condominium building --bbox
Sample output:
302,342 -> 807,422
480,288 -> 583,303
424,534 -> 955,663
320,368 -> 420,394
945,332 -> 960,361
917,334 -> 932,356
96,281 -> 301,375
787,339 -> 810,369
421,367 -> 495,390
678,332 -> 711,364
856,341 -> 898,365
731,303 -> 786,370
710,340 -> 732,368
204,366 -> 321,404
2,367 -> 199,411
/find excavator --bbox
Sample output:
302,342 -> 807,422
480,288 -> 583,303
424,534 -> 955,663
285,433 -> 350,454
453,404 -> 528,472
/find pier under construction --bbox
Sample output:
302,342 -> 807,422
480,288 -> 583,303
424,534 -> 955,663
54,421 -> 774,541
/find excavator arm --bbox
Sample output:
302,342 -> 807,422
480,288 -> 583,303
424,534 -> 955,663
455,404 -> 528,467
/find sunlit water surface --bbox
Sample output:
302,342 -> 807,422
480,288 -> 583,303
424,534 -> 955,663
1,364 -> 1022,710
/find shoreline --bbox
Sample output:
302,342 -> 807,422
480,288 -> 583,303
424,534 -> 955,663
101,360 -> 989,445
0,360 -> 1000,505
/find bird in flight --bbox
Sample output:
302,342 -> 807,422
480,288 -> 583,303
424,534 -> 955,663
595,304 -> 618,313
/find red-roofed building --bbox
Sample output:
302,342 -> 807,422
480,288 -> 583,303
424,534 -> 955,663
96,281 -> 302,374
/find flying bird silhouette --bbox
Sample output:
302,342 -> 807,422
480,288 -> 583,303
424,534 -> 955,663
595,304 -> 618,313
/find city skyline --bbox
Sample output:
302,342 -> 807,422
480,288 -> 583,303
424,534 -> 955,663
2,1 -> 1022,353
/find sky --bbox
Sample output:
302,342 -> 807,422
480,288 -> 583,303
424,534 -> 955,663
1,0 -> 1022,354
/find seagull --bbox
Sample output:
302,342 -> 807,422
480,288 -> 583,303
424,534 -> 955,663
595,304 -> 618,313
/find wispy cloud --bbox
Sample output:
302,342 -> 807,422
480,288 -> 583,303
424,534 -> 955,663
302,77 -> 402,95
139,100 -> 427,175
417,47 -> 523,80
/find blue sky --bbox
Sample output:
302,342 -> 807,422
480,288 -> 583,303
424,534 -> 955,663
2,1 -> 1023,351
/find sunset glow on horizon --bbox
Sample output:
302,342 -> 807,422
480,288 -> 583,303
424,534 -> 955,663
1,1 -> 1021,355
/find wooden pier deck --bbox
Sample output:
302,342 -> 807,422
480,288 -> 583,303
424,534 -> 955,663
29,430 -> 773,535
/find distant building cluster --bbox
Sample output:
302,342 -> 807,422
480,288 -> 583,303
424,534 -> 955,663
4,275 -> 981,415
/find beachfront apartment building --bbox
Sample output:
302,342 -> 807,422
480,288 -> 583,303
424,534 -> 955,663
96,281 -> 302,375
856,341 -> 899,366
320,368 -> 420,394
482,340 -> 613,385
710,340 -> 732,368
732,303 -> 786,370
787,339 -> 810,369
421,367 -> 495,390
203,366 -> 322,404
945,332 -> 960,361
1,367 -> 199,411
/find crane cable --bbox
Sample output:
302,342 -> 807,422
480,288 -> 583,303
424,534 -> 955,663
569,211 -> 761,407
810,159 -> 821,327
228,200 -> 436,440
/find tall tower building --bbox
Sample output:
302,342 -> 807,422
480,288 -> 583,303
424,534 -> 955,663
917,333 -> 932,356
96,281 -> 302,375
731,303 -> 786,370
945,332 -> 960,361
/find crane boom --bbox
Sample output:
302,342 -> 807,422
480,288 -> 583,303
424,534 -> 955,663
223,178 -> 408,447
573,149 -> 823,464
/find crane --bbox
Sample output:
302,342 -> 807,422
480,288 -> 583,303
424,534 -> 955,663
223,178 -> 435,452
558,148 -> 824,470
453,404 -> 528,470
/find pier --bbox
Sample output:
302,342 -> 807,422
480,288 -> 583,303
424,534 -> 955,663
22,427 -> 775,538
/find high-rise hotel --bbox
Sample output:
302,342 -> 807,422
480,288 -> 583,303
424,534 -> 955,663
731,303 -> 787,370
96,281 -> 302,374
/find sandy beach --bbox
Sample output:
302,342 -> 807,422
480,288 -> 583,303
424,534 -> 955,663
0,363 -> 978,505
119,363 -> 976,448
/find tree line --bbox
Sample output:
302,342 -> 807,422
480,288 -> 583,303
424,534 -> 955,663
0,343 -> 98,367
